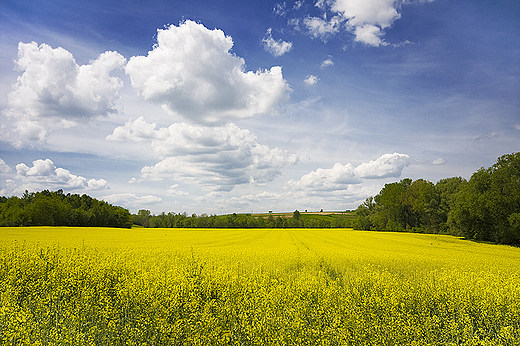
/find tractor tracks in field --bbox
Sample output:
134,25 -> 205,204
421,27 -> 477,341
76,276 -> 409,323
288,230 -> 312,253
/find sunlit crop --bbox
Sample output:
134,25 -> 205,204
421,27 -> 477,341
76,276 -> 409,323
1,227 -> 519,345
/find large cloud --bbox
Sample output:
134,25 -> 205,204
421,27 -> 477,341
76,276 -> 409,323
107,118 -> 298,190
2,159 -> 108,194
3,42 -> 125,147
287,153 -> 410,194
125,20 -> 291,124
297,0 -> 432,46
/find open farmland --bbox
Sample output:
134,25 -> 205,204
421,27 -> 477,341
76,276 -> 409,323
1,227 -> 520,345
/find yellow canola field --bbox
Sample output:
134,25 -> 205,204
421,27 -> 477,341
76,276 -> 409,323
1,227 -> 519,345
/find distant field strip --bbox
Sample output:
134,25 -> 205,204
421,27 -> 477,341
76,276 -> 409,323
1,227 -> 519,345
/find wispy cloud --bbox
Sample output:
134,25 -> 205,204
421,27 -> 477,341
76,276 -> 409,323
262,28 -> 293,57
102,193 -> 162,208
321,57 -> 334,68
273,2 -> 287,16
218,191 -> 281,208
293,0 -> 304,10
475,132 -> 500,141
166,184 -> 190,196
301,15 -> 342,41
0,159 -> 11,173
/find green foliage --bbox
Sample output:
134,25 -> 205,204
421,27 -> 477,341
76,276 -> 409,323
0,190 -> 132,228
132,209 -> 151,227
436,176 -> 466,232
449,152 -> 520,244
356,152 -> 520,245
134,210 -> 356,229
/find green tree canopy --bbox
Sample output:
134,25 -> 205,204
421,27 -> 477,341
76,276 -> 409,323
355,152 -> 520,245
0,190 -> 132,228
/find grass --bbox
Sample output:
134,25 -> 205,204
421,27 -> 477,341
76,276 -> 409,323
1,227 -> 520,345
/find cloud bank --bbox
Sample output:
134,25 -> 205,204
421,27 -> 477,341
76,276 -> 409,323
108,118 -> 298,191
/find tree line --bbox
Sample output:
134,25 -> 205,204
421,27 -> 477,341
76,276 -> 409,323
0,190 -> 132,228
132,209 -> 355,229
354,152 -> 520,245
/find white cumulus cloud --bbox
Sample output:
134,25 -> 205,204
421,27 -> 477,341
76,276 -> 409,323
304,75 -> 319,85
108,118 -> 298,191
263,28 -> 293,57
125,20 -> 291,125
2,42 -> 125,147
166,184 -> 190,196
5,159 -> 108,194
287,153 -> 410,195
352,24 -> 385,46
106,116 -> 159,142
354,152 -> 410,179
287,162 -> 360,192
298,0 -> 431,46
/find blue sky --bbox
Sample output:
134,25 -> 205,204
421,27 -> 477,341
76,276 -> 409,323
0,0 -> 519,214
